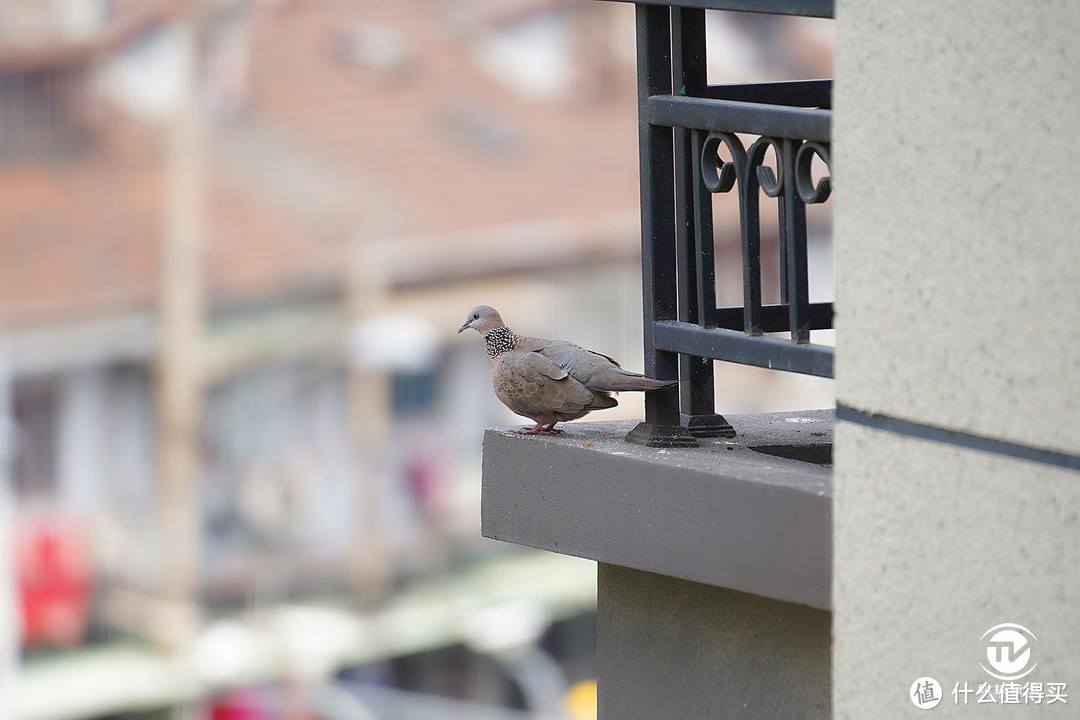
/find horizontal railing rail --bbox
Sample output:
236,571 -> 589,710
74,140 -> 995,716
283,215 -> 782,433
604,0 -> 834,19
655,322 -> 834,377
705,79 -> 831,107
646,96 -> 830,141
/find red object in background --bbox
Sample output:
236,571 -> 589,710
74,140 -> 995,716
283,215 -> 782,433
211,688 -> 272,720
17,518 -> 92,648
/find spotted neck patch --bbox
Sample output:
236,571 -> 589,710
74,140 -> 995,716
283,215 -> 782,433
484,327 -> 516,358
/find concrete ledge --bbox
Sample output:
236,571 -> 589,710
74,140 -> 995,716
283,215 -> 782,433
481,410 -> 833,610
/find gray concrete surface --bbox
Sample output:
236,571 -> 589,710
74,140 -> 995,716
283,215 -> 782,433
834,423 -> 1080,719
834,3 -> 1080,716
598,564 -> 830,720
481,411 -> 833,610
833,1 -> 1080,455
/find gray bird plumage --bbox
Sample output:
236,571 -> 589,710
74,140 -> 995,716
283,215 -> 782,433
458,305 -> 676,434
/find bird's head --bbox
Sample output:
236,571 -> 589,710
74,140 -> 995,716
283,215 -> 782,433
458,305 -> 505,335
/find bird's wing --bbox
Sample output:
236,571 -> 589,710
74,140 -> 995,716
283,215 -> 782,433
495,350 -> 595,417
533,340 -> 610,382
536,339 -> 673,392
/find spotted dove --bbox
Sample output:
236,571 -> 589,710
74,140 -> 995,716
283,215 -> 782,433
458,305 -> 676,434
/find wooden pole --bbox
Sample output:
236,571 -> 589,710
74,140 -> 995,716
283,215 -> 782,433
157,0 -> 205,654
347,237 -> 391,607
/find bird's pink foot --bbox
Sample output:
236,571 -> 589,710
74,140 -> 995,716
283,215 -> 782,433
516,423 -> 564,435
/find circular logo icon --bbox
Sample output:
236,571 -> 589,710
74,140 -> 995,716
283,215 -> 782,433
980,623 -> 1038,680
910,677 -> 942,710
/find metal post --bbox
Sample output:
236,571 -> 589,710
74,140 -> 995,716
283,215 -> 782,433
626,5 -> 698,447
673,8 -> 734,439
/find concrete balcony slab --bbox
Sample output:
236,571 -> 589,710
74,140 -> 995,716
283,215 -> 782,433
481,410 -> 833,610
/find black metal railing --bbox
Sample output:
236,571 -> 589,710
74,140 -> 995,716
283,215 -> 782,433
607,0 -> 835,447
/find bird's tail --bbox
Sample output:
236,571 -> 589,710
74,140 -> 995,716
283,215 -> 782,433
590,369 -> 678,392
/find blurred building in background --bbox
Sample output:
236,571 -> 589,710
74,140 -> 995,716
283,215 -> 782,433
0,1 -> 832,718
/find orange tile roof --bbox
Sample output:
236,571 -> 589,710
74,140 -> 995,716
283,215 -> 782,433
0,123 -> 161,327
243,0 -> 641,236
0,0 -> 642,328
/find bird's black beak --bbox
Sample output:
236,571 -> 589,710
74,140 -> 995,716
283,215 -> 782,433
457,320 -> 471,334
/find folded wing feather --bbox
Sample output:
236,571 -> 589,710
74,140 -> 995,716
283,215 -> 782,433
495,350 -> 611,419
522,338 -> 676,392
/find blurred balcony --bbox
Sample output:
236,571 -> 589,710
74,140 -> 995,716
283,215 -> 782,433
15,551 -> 596,720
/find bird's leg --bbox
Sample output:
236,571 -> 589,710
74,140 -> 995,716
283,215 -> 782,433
516,422 -> 564,435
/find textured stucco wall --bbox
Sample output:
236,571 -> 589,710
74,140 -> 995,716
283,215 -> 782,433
833,1 -> 1080,453
597,564 -> 830,720
835,425 -> 1079,718
834,2 -> 1080,718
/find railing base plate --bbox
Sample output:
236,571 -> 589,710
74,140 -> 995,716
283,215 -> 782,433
625,422 -> 699,448
682,413 -> 737,438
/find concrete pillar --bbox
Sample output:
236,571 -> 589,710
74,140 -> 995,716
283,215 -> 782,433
598,564 -> 830,720
833,1 -> 1080,717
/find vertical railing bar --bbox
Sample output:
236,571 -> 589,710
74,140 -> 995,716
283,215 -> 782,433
692,131 -> 718,328
636,4 -> 680,426
782,138 -> 810,342
673,8 -> 714,420
672,8 -> 697,333
777,166 -> 789,306
741,142 -> 765,336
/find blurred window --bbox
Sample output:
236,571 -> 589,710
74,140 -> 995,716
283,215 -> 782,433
12,377 -> 59,499
0,66 -> 89,160
392,369 -> 437,417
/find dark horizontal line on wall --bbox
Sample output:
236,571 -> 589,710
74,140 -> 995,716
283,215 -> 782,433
836,404 -> 1080,473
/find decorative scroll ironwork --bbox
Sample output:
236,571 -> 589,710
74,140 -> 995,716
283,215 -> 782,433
703,136 -> 831,205
795,141 -> 832,204
698,133 -> 833,337
619,0 -> 835,448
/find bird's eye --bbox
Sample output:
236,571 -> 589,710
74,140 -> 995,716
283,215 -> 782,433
473,313 -> 479,320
